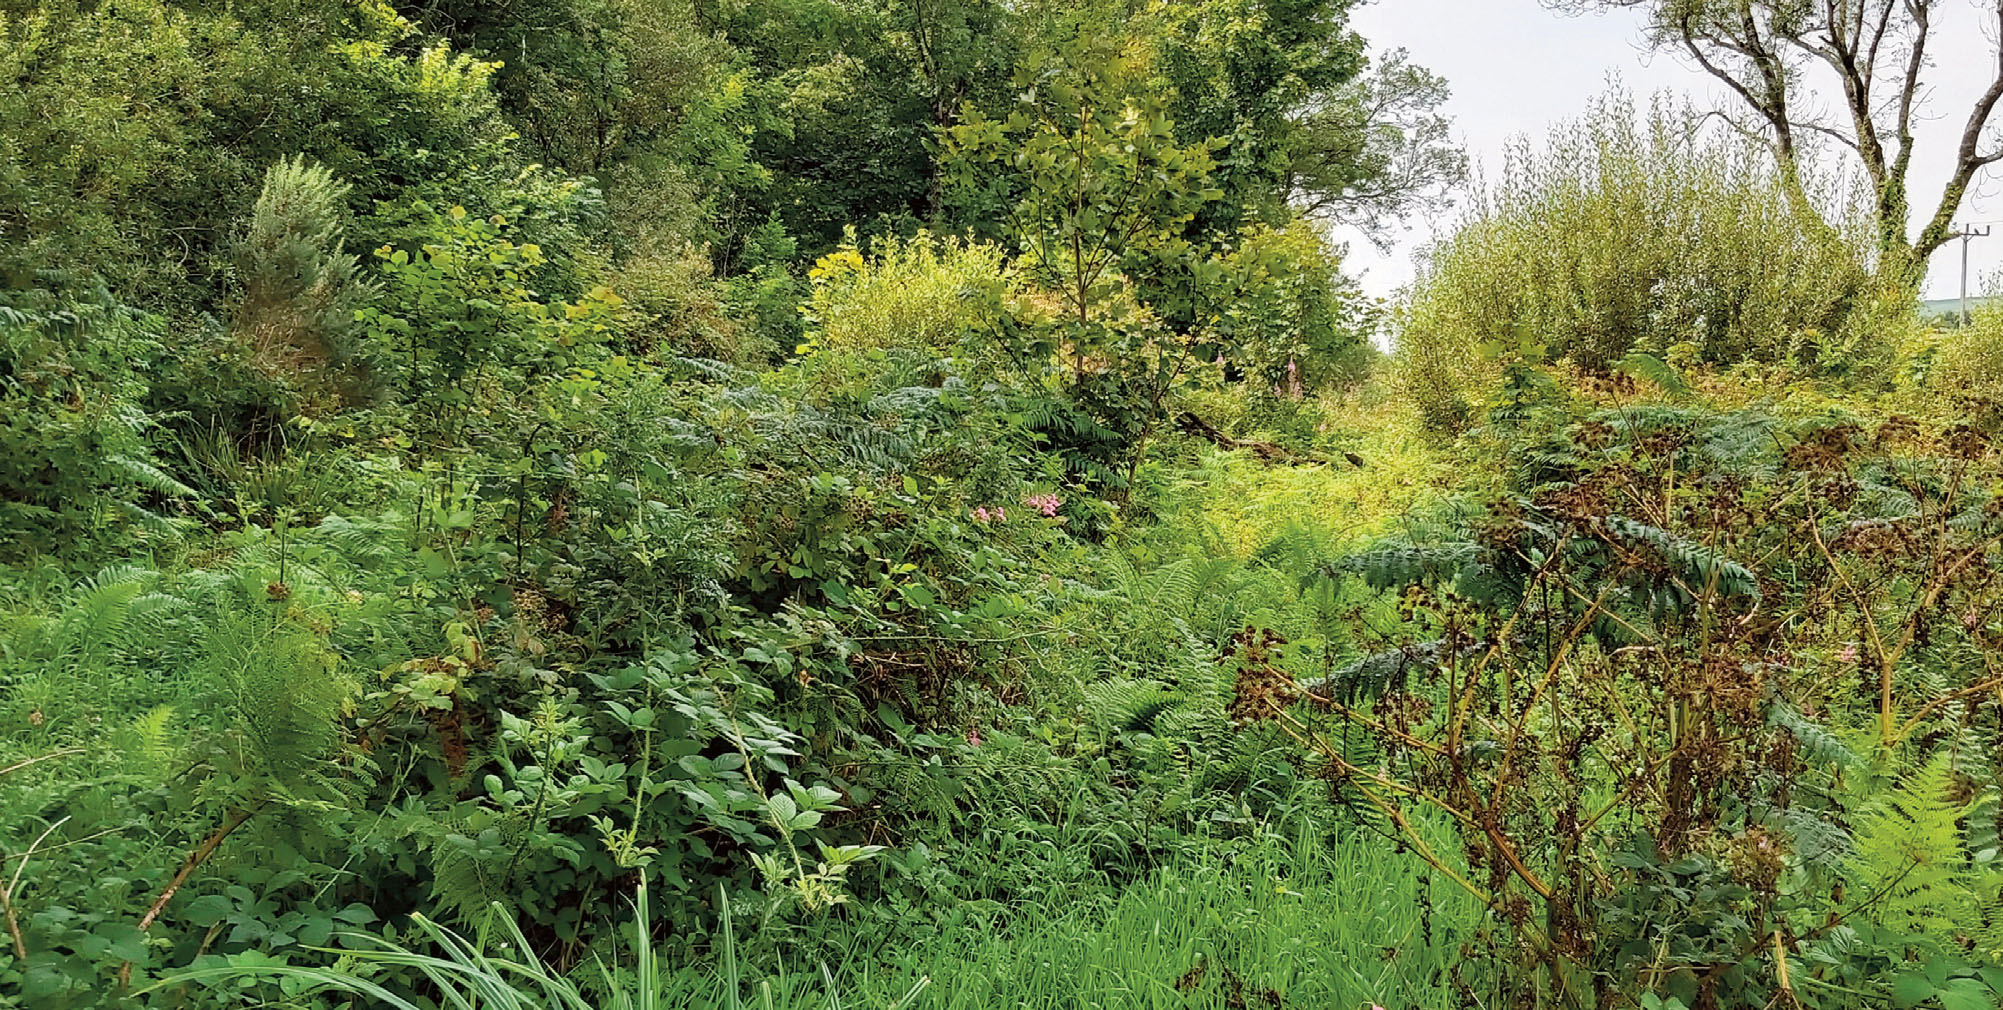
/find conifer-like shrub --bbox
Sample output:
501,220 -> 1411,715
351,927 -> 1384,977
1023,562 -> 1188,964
230,156 -> 375,409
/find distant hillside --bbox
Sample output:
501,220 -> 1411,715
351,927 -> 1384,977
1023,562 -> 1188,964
1923,295 -> 2001,322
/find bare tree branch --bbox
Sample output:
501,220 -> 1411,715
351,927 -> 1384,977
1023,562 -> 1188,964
1548,0 -> 2003,273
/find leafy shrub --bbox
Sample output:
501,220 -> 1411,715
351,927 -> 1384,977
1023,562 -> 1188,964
606,241 -> 742,361
0,0 -> 203,294
1400,90 -> 1869,430
802,231 -> 1010,355
358,204 -> 624,408
0,0 -> 545,309
721,216 -> 806,365
1202,219 -> 1374,393
1922,300 -> 2003,429
0,299 -> 188,559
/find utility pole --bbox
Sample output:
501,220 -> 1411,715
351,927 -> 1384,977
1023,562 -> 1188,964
1953,224 -> 1992,327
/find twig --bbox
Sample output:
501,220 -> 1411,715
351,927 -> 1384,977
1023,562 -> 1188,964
0,749 -> 83,778
117,803 -> 265,988
2,816 -> 70,963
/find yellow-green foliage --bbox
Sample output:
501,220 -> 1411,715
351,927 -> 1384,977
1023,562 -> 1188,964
1400,89 -> 1869,430
803,230 -> 1010,353
1923,302 -> 2003,429
608,240 -> 743,361
1181,393 -> 1473,558
1851,755 -> 1976,944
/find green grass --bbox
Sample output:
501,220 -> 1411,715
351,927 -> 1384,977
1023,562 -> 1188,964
820,825 -> 1485,1010
159,821 -> 1487,1009
1156,392 -> 1483,561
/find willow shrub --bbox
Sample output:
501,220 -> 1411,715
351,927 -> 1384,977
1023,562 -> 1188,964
1399,91 -> 1870,431
1923,299 -> 2003,430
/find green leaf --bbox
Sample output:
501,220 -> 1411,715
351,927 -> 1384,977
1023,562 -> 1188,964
99,924 -> 151,964
768,792 -> 798,826
185,894 -> 234,927
1892,971 -> 1936,1008
417,547 -> 450,579
1940,978 -> 1997,1010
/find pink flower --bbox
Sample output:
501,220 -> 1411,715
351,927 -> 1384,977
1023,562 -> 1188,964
1022,492 -> 1062,517
1835,643 -> 1860,663
972,506 -> 991,523
966,728 -> 982,747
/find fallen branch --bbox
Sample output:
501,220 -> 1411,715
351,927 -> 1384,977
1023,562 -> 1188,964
117,802 -> 266,988
1176,412 -> 1334,466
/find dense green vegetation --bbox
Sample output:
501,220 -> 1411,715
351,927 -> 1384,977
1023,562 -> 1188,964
9,0 -> 2003,1008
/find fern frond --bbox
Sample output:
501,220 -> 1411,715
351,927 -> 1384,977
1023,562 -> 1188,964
107,452 -> 197,499
1602,516 -> 1760,601
1320,543 -> 1482,591
1778,806 -> 1853,865
1768,702 -> 1857,768
1080,678 -> 1176,735
1303,645 -> 1427,705
1850,754 -> 1973,946
1614,351 -> 1691,399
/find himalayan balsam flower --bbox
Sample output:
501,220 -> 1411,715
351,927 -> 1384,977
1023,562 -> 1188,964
1023,492 -> 1062,517
1835,643 -> 1860,663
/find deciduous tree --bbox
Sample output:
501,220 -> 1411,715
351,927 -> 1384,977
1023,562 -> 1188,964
1553,0 -> 2003,285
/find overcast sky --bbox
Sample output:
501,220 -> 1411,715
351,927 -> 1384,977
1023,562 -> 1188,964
1337,0 -> 2003,303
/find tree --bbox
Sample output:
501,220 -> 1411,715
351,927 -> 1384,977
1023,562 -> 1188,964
1287,48 -> 1469,244
897,0 -> 1018,213
1146,0 -> 1368,231
1552,0 -> 2003,285
230,157 -> 375,411
944,38 -> 1224,488
945,40 -> 1222,354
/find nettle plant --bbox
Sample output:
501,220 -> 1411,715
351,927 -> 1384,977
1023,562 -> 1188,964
1243,405 -> 2003,1009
